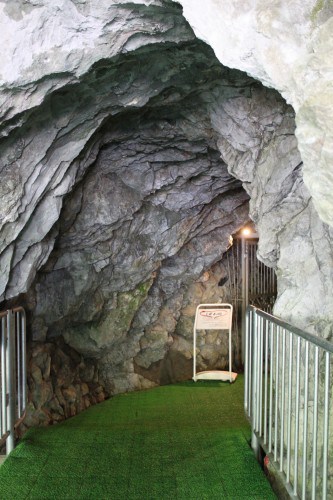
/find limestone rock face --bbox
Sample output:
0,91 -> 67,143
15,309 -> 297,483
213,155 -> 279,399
0,0 -> 258,395
0,0 -> 195,301
0,0 -> 332,408
27,79 -> 300,394
175,0 -> 333,227
20,338 -> 108,432
29,96 -> 251,393
211,88 -> 333,337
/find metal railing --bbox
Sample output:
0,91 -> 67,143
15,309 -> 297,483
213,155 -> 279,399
245,305 -> 332,499
0,307 -> 27,454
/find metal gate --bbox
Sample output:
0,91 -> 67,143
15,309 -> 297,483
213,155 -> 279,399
223,228 -> 277,365
243,239 -> 277,314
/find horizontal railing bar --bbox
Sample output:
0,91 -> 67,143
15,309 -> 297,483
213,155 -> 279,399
0,307 -> 25,319
11,306 -> 26,315
248,293 -> 276,298
247,305 -> 333,353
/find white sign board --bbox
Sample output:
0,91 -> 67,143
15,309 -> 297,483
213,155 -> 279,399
196,308 -> 232,330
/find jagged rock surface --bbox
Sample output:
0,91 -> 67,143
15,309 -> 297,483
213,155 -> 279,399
211,89 -> 333,338
176,0 -> 333,228
29,102 -> 250,394
20,338 -> 108,433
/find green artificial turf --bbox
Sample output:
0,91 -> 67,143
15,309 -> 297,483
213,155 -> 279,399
0,376 -> 275,499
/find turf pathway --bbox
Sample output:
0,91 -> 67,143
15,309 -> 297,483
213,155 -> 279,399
0,376 -> 275,499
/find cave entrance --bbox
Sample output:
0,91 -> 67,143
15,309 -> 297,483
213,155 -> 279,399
222,225 -> 277,366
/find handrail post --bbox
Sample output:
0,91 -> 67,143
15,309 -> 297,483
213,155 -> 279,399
241,237 -> 248,364
6,310 -> 16,454
244,307 -> 250,413
21,311 -> 27,418
250,308 -> 259,458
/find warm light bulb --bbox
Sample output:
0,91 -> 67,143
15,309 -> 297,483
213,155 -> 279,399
242,228 -> 251,236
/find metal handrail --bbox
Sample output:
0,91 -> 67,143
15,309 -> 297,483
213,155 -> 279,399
245,305 -> 332,500
253,307 -> 333,354
0,307 -> 27,454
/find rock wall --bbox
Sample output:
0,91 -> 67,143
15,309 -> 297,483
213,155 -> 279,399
175,0 -> 333,228
25,81 -> 295,397
18,254 -> 240,432
19,337 -> 108,434
28,100 -> 251,394
135,258 -> 242,385
175,0 -> 333,332
211,88 -> 333,338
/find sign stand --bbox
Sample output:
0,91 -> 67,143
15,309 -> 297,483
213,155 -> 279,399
193,303 -> 237,383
